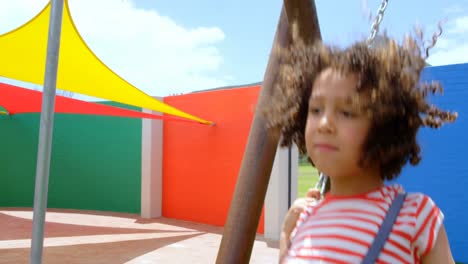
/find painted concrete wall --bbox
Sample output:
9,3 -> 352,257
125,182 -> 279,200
161,85 -> 266,233
141,101 -> 163,218
0,102 -> 142,214
141,91 -> 298,239
394,63 -> 468,262
265,144 -> 299,240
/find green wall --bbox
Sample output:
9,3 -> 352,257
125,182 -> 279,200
0,102 -> 142,214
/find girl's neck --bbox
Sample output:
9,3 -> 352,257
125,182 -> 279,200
328,169 -> 383,197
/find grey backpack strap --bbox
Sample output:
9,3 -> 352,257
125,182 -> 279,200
362,192 -> 407,264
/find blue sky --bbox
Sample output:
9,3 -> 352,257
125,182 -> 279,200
133,0 -> 285,88
132,0 -> 468,88
0,0 -> 467,98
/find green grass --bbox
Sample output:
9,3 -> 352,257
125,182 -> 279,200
298,164 -> 319,197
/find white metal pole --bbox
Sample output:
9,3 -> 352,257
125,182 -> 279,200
30,1 -> 64,263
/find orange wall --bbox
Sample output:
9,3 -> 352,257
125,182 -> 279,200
163,85 -> 265,233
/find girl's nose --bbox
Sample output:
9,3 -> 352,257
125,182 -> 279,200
317,113 -> 335,133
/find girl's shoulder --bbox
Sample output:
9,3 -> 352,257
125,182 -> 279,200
383,184 -> 440,209
386,184 -> 445,257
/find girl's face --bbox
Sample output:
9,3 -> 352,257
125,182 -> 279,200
305,68 -> 371,179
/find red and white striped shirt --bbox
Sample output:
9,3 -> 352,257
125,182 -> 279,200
285,185 -> 443,264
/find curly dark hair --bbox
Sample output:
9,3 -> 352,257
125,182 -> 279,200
264,26 -> 458,181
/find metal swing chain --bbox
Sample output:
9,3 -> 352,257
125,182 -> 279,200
367,0 -> 389,45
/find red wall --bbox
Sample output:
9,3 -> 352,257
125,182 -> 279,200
163,85 -> 265,233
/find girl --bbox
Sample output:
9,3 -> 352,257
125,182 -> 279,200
265,28 -> 457,263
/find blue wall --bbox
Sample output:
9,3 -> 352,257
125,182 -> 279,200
394,63 -> 468,262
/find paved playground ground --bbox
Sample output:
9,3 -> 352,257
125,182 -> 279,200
0,208 -> 279,263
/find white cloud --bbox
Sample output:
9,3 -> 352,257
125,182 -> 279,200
443,5 -> 464,15
0,0 -> 229,99
426,15 -> 468,66
448,16 -> 468,34
0,1 -> 48,30
427,44 -> 468,66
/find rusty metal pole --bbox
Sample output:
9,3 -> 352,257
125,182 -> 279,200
216,1 -> 321,263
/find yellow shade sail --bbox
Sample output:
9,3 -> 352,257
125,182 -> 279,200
0,1 -> 212,124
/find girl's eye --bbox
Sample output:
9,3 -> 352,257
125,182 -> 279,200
340,110 -> 355,118
310,107 -> 321,114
